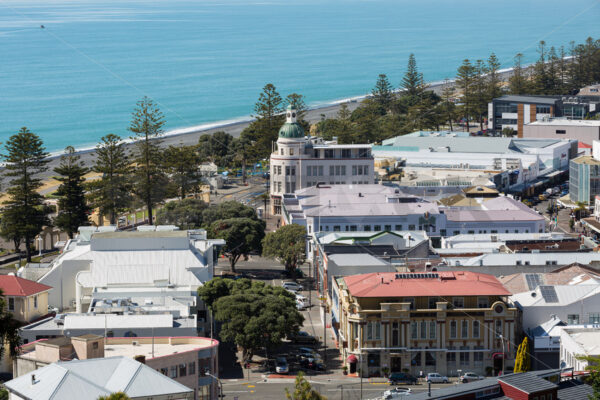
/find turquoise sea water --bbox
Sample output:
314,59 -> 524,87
1,0 -> 599,152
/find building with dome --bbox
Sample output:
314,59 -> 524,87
269,106 -> 375,214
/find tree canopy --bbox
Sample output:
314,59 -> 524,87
207,218 -> 265,272
285,372 -> 327,400
262,224 -> 307,276
202,201 -> 259,227
198,278 -> 303,362
155,198 -> 209,229
0,289 -> 21,363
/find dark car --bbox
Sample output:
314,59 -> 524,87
290,331 -> 318,344
300,357 -> 325,371
388,372 -> 418,385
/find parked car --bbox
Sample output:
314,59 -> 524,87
290,331 -> 318,344
383,387 -> 412,398
299,356 -> 325,371
388,372 -> 418,385
460,372 -> 484,383
296,299 -> 308,310
275,357 -> 289,374
426,373 -> 449,384
282,281 -> 303,292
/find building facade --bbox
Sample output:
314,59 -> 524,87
524,119 -> 600,145
569,155 -> 600,204
269,106 -> 374,214
333,271 -> 518,377
0,275 -> 52,324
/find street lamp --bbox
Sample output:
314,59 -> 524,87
498,335 -> 506,376
37,236 -> 43,257
205,372 -> 223,400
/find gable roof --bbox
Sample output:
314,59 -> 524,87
498,373 -> 557,394
4,356 -> 193,400
0,275 -> 52,297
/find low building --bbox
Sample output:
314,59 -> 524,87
269,106 -> 374,214
524,118 -> 600,145
333,271 -> 518,377
4,356 -> 194,400
559,326 -> 600,372
510,281 -> 600,334
443,252 -> 600,272
283,184 -> 545,239
0,275 -> 52,324
14,335 -> 218,400
569,155 -> 600,204
409,369 -> 591,400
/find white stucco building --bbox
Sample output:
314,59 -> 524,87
269,106 -> 374,214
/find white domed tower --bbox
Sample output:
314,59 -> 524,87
270,105 -> 307,214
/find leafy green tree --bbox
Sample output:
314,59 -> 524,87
262,224 -> 307,276
207,218 -> 265,272
97,393 -> 131,400
88,134 -> 132,225
202,201 -> 259,227
509,53 -> 528,95
2,128 -> 49,262
163,145 -> 202,199
456,59 -> 476,131
0,289 -> 21,363
285,372 -> 327,400
0,387 -> 8,400
155,198 -> 208,229
0,207 -> 22,252
128,97 -> 168,224
199,278 -> 303,361
576,355 -> 600,399
372,74 -> 394,112
231,136 -> 253,184
197,131 -> 234,166
53,146 -> 90,238
513,337 -> 530,373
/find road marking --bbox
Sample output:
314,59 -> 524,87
247,385 -> 255,388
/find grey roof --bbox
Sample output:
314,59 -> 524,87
5,356 -> 194,400
328,253 -> 389,267
92,230 -> 187,239
495,95 -> 561,105
409,377 -> 500,400
498,373 -> 557,394
557,380 -> 593,399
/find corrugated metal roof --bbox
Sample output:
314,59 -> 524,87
498,373 -> 557,394
496,95 -> 561,105
329,253 -> 389,267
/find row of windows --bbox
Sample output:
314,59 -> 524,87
453,229 -> 532,235
567,313 -> 600,324
410,347 -> 485,367
6,295 -> 38,311
159,361 -> 197,379
404,296 -> 490,310
305,165 -> 370,177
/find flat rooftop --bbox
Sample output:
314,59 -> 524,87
528,119 -> 600,127
104,337 -> 216,359
565,329 -> 600,355
572,155 -> 600,165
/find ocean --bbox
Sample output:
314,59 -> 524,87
1,0 -> 599,153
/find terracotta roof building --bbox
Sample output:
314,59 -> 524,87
0,275 -> 52,324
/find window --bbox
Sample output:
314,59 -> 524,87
364,225 -> 371,231
411,322 -> 418,339
384,225 -> 391,231
425,351 -> 436,366
447,351 -> 456,365
405,297 -> 415,310
428,297 -> 438,309
93,342 -> 99,350
473,321 -> 480,338
33,295 -> 38,309
450,320 -> 457,338
307,166 -> 312,176
179,363 -> 187,377
590,313 -> 600,324
318,166 -> 323,176
392,322 -> 400,346
170,366 -> 177,378
461,320 -> 469,338
333,225 -> 341,232
460,347 -> 470,366
285,166 -> 290,176
291,167 -> 295,176
290,148 -> 294,156
335,166 -> 341,176
411,350 -> 422,366
324,149 -> 334,158
329,166 -> 334,176
189,361 -> 196,375
478,297 -> 489,308
474,348 -> 483,366
568,314 -> 580,324
495,320 -> 502,338
374,225 -> 381,231
341,166 -> 346,175
367,353 -> 380,367
395,225 -> 402,230
367,321 -> 381,340
453,297 -> 464,308
429,321 -> 436,339
420,321 -> 427,339
342,149 -> 351,158
556,130 -> 566,134
352,165 -> 357,175
160,367 -> 168,376
408,224 -> 416,230
364,166 -> 369,176
280,148 -> 284,155
8,297 -> 14,311
357,166 -> 363,175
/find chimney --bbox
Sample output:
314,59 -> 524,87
31,374 -> 36,385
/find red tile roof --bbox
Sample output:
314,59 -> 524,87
343,271 -> 510,298
0,275 -> 52,297
579,142 -> 593,149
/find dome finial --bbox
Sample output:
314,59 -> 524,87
286,105 -> 297,123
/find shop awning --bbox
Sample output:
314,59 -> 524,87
347,355 -> 358,363
492,352 -> 507,359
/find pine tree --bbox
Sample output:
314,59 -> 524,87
372,74 -> 394,112
440,79 -> 456,131
2,128 -> 49,262
472,59 -> 489,131
533,41 -> 549,94
163,145 -> 202,199
487,53 -> 502,100
128,97 -> 168,224
254,83 -> 284,132
509,53 -> 528,95
89,134 -> 132,225
54,146 -> 90,238
456,59 -> 476,131
401,53 -> 425,98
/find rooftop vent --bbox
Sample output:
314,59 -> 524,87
395,273 -> 439,279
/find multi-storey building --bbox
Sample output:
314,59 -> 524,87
269,106 -> 374,214
569,155 -> 600,204
332,271 -> 517,377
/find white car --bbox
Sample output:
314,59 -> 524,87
296,299 -> 308,310
383,387 -> 411,399
426,373 -> 448,384
275,357 -> 289,374
282,282 -> 303,292
460,372 -> 484,383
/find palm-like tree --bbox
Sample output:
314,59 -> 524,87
0,288 -> 21,362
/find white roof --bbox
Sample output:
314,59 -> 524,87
528,119 -> 600,127
5,356 -> 193,399
63,313 -> 173,330
329,253 -> 389,267
457,252 -> 600,266
511,284 -> 600,307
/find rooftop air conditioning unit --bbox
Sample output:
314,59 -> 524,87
132,341 -> 139,346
